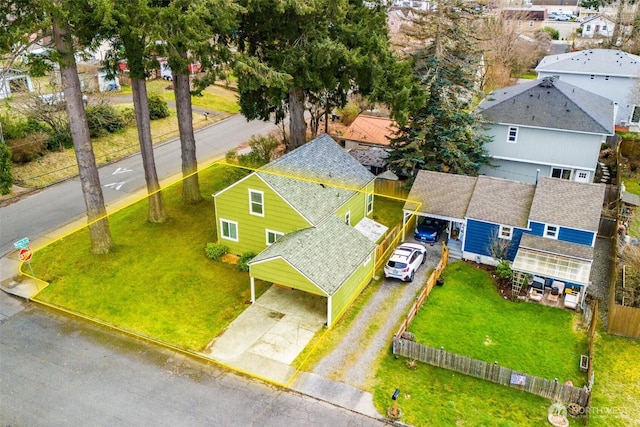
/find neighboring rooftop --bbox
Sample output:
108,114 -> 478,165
466,176 -> 535,228
535,48 -> 640,78
404,171 -> 478,220
528,177 -> 605,232
348,147 -> 389,169
341,115 -> 397,147
476,77 -> 615,135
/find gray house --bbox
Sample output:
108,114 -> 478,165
535,49 -> 640,128
476,77 -> 615,184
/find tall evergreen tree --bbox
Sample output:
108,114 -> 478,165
156,0 -> 239,204
1,0 -> 115,254
388,0 -> 492,178
107,0 -> 167,223
234,0 -> 401,151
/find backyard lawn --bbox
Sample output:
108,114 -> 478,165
407,261 -> 588,386
589,328 -> 640,426
31,164 -> 267,351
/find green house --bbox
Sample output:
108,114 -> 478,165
213,134 -> 379,327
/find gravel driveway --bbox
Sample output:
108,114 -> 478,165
312,241 -> 444,389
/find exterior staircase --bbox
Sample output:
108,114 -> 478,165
447,239 -> 463,260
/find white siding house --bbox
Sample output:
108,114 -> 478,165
476,77 -> 615,184
580,15 -> 615,38
535,49 -> 640,128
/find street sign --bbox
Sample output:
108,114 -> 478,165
19,248 -> 33,262
13,237 -> 30,250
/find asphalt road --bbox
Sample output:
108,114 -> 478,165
0,114 -> 278,257
0,299 -> 385,426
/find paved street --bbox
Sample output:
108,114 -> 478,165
0,114 -> 278,258
0,296 -> 387,426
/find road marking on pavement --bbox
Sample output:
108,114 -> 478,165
103,182 -> 125,191
112,167 -> 133,175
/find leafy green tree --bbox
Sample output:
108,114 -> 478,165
234,0 -> 402,151
387,0 -> 492,178
1,0 -> 115,253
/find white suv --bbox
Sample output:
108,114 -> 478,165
384,243 -> 427,282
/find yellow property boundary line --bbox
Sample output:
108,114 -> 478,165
19,158 -> 424,390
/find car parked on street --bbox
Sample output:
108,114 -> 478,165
384,243 -> 427,282
414,217 -> 447,243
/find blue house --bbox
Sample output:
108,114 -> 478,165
404,171 -> 605,309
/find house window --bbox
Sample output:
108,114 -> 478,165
602,25 -> 607,30
220,219 -> 238,241
366,193 -> 374,215
586,25 -> 591,32
266,229 -> 284,245
632,106 -> 640,123
345,211 -> 351,225
544,224 -> 559,239
507,126 -> 518,143
499,225 -> 513,240
551,167 -> 572,180
249,190 -> 264,216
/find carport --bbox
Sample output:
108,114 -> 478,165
402,171 -> 478,256
247,216 -> 376,327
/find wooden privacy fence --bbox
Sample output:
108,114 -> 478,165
375,179 -> 409,199
393,244 -> 449,340
393,341 -> 591,407
608,303 -> 640,338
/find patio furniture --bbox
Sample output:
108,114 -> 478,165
564,288 -> 580,310
528,287 -> 543,302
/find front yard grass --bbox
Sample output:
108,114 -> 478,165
31,164 -> 268,351
408,261 -> 588,386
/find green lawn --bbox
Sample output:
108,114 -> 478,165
371,196 -> 405,229
408,262 -> 588,386
589,329 -> 640,427
31,164 -> 266,351
373,352 -> 561,426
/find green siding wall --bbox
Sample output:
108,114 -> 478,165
250,258 -> 325,296
335,181 -> 374,226
214,174 -> 311,255
330,252 -> 374,326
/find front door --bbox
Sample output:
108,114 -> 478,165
575,170 -> 590,183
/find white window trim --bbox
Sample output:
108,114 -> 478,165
265,229 -> 284,246
507,126 -> 518,143
366,193 -> 374,215
220,219 -> 239,242
499,225 -> 513,240
551,167 -> 572,180
544,224 -> 559,240
249,189 -> 264,217
345,210 -> 351,225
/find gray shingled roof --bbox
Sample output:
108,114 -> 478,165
256,134 -> 375,225
249,215 -> 376,296
519,233 -> 594,260
262,134 -> 375,188
535,49 -> 640,78
476,77 -> 615,134
466,176 -> 535,227
404,171 -> 477,220
529,177 -> 605,232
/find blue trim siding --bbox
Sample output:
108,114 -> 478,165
464,219 -> 522,260
528,221 -> 594,246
